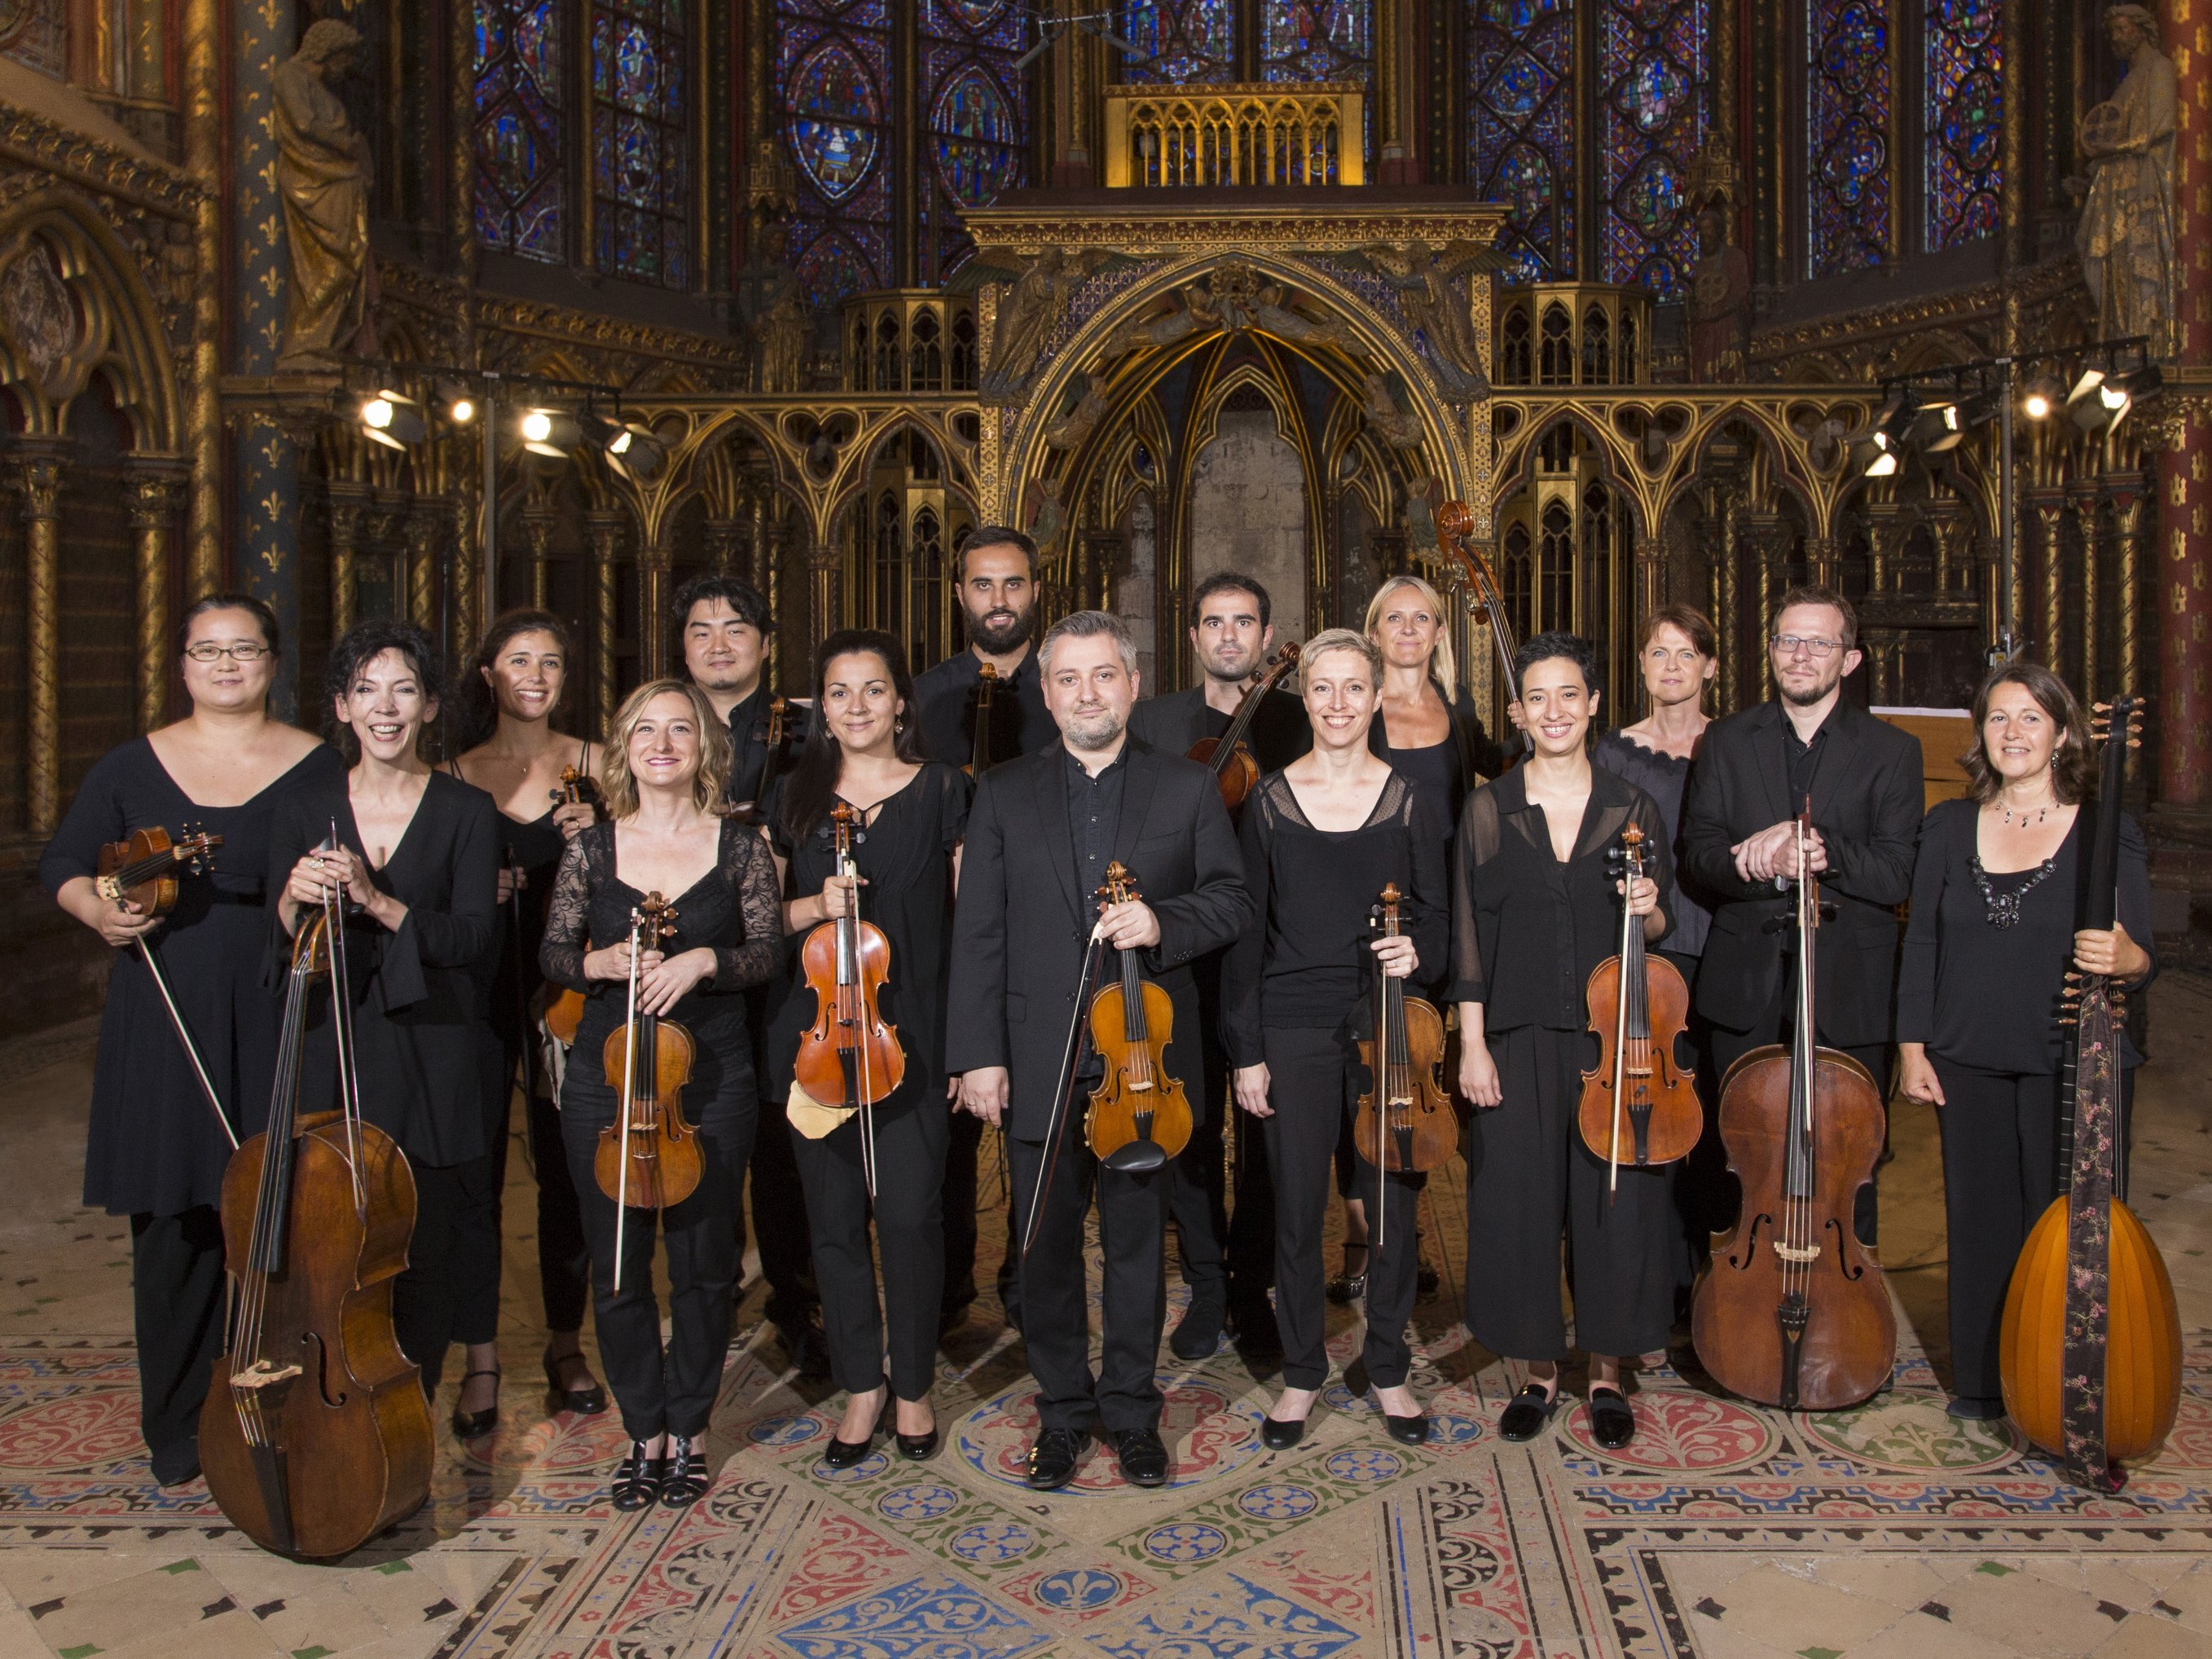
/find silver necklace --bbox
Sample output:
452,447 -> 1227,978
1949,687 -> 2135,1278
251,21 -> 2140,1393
1999,799 -> 2051,825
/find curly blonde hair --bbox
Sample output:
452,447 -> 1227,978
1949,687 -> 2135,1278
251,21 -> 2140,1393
598,679 -> 731,818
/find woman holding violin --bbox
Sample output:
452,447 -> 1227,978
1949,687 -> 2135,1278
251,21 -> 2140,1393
1453,633 -> 1673,1452
1897,661 -> 2156,1421
443,610 -> 606,1435
539,680 -> 780,1509
763,630 -> 970,1465
269,620 -> 501,1406
1224,629 -> 1447,1447
41,594 -> 335,1488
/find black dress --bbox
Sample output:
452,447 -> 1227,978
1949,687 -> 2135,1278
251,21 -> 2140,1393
540,816 -> 781,1441
764,763 -> 972,1399
1449,764 -> 1679,1362
1368,680 -> 1504,837
38,736 -> 342,1481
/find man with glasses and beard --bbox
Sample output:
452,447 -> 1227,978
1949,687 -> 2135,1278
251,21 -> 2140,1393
1680,585 -> 1921,1246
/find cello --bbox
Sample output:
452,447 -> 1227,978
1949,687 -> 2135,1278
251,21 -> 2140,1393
1999,698 -> 2179,1489
794,801 -> 907,1195
1578,824 -> 1700,1183
1352,882 -> 1454,1182
1189,642 -> 1302,813
1691,809 -> 1895,1410
1085,863 -> 1194,1173
542,763 -> 602,1048
595,893 -> 704,1289
200,872 -> 433,1558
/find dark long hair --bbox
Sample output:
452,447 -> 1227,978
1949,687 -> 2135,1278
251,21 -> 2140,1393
323,619 -> 441,762
777,629 -> 926,844
1960,659 -> 2094,806
451,609 -> 575,749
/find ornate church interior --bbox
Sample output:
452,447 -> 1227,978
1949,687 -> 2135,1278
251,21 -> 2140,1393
1,1 -> 2210,1657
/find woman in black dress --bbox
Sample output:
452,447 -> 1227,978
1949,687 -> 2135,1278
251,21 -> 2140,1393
1223,630 -> 1446,1448
270,619 -> 501,1411
444,610 -> 607,1437
1453,633 -> 1672,1452
42,594 -> 334,1486
763,630 -> 969,1466
1898,661 -> 2156,1420
540,679 -> 781,1510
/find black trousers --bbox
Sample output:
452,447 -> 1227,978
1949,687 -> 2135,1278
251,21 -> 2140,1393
1709,1016 -> 1889,1246
1008,1109 -> 1168,1435
1165,975 -> 1277,1312
748,994 -> 816,1321
1464,1027 -> 1676,1363
396,1151 -> 501,1400
563,1089 -> 755,1441
943,1110 -> 1022,1321
130,1206 -> 228,1477
1660,949 -> 1726,1294
789,1091 -> 949,1400
1262,1026 -> 1420,1388
452,1036 -> 593,1345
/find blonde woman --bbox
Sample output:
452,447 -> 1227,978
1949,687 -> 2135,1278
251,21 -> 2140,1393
1363,573 -> 1505,835
540,680 -> 781,1511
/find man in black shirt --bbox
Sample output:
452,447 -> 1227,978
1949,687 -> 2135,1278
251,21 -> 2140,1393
1680,585 -> 1922,1245
948,610 -> 1251,1491
1128,572 -> 1309,1358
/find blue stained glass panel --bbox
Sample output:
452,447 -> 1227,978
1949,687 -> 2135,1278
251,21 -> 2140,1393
1924,0 -> 2000,249
473,0 -> 565,262
781,0 -> 892,297
1261,0 -> 1373,85
1807,0 -> 1890,277
1468,0 -> 1577,281
591,0 -> 687,285
1598,0 -> 1705,296
925,0 -> 1028,277
1120,0 -> 1234,82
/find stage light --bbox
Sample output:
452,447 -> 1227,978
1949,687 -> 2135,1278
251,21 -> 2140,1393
437,380 -> 477,424
2066,368 -> 2114,433
357,389 -> 424,450
2021,375 -> 2065,420
1851,429 -> 1901,477
2106,362 -> 2162,398
518,407 -> 579,457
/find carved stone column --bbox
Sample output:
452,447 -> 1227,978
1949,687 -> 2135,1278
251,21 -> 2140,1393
702,517 -> 741,576
1632,534 -> 1665,624
449,495 -> 480,662
405,504 -> 442,633
1715,505 -> 1740,711
808,541 -> 841,651
2106,469 -> 2147,704
124,460 -> 188,733
521,504 -> 556,610
639,532 -> 673,679
181,0 -> 222,593
2068,480 -> 2103,702
1738,511 -> 1791,702
2029,491 -> 2068,670
1801,535 -> 1838,590
327,485 -> 367,638
586,512 -> 626,736
16,449 -> 67,834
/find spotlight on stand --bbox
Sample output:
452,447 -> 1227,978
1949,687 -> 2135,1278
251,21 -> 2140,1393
436,380 -> 478,425
2067,367 -> 2115,433
517,407 -> 579,457
2021,373 -> 2066,420
580,410 -> 667,481
357,389 -> 425,450
1850,429 -> 1902,478
2106,361 -> 2163,400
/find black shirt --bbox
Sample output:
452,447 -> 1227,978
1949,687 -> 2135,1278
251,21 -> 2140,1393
1065,742 -> 1130,904
1593,730 -> 1713,958
722,680 -> 806,810
1126,683 -> 1313,776
912,645 -> 1056,772
1367,680 -> 1505,838
1783,711 -> 1832,816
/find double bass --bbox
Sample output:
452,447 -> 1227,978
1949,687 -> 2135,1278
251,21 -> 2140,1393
1189,642 -> 1302,812
1691,809 -> 1895,1410
1352,882 -> 1454,1184
1086,864 -> 1194,1174
1434,499 -> 1525,756
1999,698 -> 2179,1489
595,894 -> 703,1288
200,869 -> 433,1558
794,802 -> 906,1195
1578,824 -> 1700,1183
543,763 -> 602,1048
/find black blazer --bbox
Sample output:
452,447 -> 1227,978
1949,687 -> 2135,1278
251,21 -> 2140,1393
1680,699 -> 1922,1045
1127,683 -> 1312,774
943,738 -> 1254,1141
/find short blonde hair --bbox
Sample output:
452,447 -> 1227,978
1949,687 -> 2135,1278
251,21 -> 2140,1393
599,679 -> 731,818
1363,573 -> 1458,693
1297,627 -> 1382,694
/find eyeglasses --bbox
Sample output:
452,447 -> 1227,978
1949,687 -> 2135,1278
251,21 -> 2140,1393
1770,634 -> 1843,658
184,642 -> 272,662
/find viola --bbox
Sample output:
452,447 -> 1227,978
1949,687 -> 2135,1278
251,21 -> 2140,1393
543,763 -> 602,1048
200,890 -> 433,1558
1085,861 -> 1194,1173
97,825 -> 222,917
794,801 -> 906,1195
1999,698 -> 2179,1488
1352,882 -> 1454,1178
1691,807 -> 1895,1411
595,895 -> 704,1288
1578,823 -> 1700,1180
967,662 -> 999,778
1189,642 -> 1302,813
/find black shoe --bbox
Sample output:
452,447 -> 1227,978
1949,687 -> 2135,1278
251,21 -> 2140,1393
611,1441 -> 665,1510
1586,1386 -> 1636,1450
895,1426 -> 940,1461
149,1438 -> 201,1489
1170,1294 -> 1228,1361
543,1344 -> 608,1416
660,1434 -> 711,1507
1325,1270 -> 1367,1305
1376,1391 -> 1429,1446
1113,1426 -> 1171,1487
824,1397 -> 893,1469
1416,1262 -> 1440,1297
1024,1427 -> 1088,1491
1260,1415 -> 1305,1450
1498,1380 -> 1562,1443
450,1369 -> 501,1439
1946,1395 -> 2006,1422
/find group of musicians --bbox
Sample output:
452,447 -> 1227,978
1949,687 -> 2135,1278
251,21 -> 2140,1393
42,522 -> 2157,1511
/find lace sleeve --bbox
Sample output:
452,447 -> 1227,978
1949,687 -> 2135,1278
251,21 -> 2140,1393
712,818 -> 781,992
1448,787 -> 1502,1006
539,829 -> 596,991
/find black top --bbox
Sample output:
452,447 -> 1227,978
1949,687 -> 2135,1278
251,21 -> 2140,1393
1896,799 -> 2157,1072
1220,769 -> 1448,1067
1367,680 -> 1504,839
1592,730 -> 1713,959
723,680 -> 807,810
912,646 -> 1057,772
765,763 -> 972,1094
1127,684 -> 1313,776
266,768 -> 503,1167
1065,744 -> 1132,903
40,737 -> 345,1216
1783,711 -> 1832,809
1449,764 -> 1675,1033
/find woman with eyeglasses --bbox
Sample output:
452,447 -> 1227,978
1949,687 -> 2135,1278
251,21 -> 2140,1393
42,595 -> 337,1488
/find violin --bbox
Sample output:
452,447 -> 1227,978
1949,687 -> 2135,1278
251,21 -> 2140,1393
794,801 -> 906,1195
595,894 -> 704,1290
543,763 -> 602,1048
1578,824 -> 1700,1181
1189,642 -> 1302,813
1352,883 -> 1454,1177
746,695 -> 791,822
2000,699 -> 2179,1488
1435,499 -> 1527,763
967,662 -> 999,777
97,825 -> 222,916
1691,808 -> 1895,1410
200,887 -> 433,1558
1085,861 -> 1193,1173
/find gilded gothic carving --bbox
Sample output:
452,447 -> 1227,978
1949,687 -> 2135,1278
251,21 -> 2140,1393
271,20 -> 376,367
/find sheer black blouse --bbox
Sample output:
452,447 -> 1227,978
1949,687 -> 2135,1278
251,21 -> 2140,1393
1592,729 -> 1713,959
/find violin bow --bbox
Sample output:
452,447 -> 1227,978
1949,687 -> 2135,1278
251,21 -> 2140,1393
838,816 -> 882,1200
322,825 -> 367,1212
613,905 -> 643,1292
138,933 -> 239,1151
1019,914 -> 1110,1262
1370,904 -> 1388,1278
1606,838 -> 1638,1197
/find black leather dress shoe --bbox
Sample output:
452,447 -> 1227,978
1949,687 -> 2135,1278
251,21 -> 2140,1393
660,1435 -> 710,1506
450,1369 -> 501,1440
1260,1415 -> 1305,1450
1170,1296 -> 1227,1361
543,1344 -> 608,1415
150,1437 -> 201,1489
1024,1427 -> 1088,1491
823,1399 -> 892,1469
1498,1381 -> 1562,1443
1586,1386 -> 1636,1450
611,1441 -> 665,1511
1113,1427 -> 1171,1487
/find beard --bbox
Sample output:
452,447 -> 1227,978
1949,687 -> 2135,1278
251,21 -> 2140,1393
1779,673 -> 1838,708
1062,705 -> 1126,750
966,601 -> 1036,653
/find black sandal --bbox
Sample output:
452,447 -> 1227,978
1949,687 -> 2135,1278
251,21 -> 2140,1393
611,1440 -> 665,1510
1585,1385 -> 1636,1451
659,1434 -> 710,1507
450,1369 -> 501,1439
1498,1380 -> 1563,1442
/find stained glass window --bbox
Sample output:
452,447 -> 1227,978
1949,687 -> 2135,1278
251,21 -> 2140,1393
1261,0 -> 1373,87
780,0 -> 894,301
591,0 -> 688,286
1924,0 -> 2000,250
473,0 -> 565,262
1596,0 -> 1705,297
1121,0 -> 1235,82
1806,0 -> 1890,277
924,0 -> 1030,278
1467,0 -> 1577,283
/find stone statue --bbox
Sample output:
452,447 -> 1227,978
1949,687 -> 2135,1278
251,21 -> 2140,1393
1254,282 -> 1361,355
1026,472 -> 1066,553
273,20 -> 376,367
1044,376 -> 1110,451
1689,201 -> 1752,382
1358,243 -> 1492,405
981,248 -> 1108,405
1098,283 -> 1220,359
1357,372 -> 1425,450
754,282 -> 812,394
2076,5 -> 2176,359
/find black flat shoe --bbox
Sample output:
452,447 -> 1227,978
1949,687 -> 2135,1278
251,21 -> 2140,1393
1260,1415 -> 1305,1450
1586,1386 -> 1636,1450
1946,1395 -> 2006,1421
823,1398 -> 893,1469
543,1344 -> 608,1415
150,1438 -> 201,1489
450,1369 -> 501,1439
1024,1427 -> 1088,1491
1113,1426 -> 1171,1487
611,1441 -> 665,1510
659,1434 -> 710,1507
1498,1381 -> 1562,1443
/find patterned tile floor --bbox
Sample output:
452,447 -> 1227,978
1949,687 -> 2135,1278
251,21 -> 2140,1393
1,975 -> 2209,1659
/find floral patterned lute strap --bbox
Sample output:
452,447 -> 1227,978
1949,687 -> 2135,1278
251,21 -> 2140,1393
2058,982 -> 2124,1494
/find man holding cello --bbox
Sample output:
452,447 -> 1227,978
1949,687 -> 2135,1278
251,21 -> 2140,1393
948,609 -> 1251,1492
